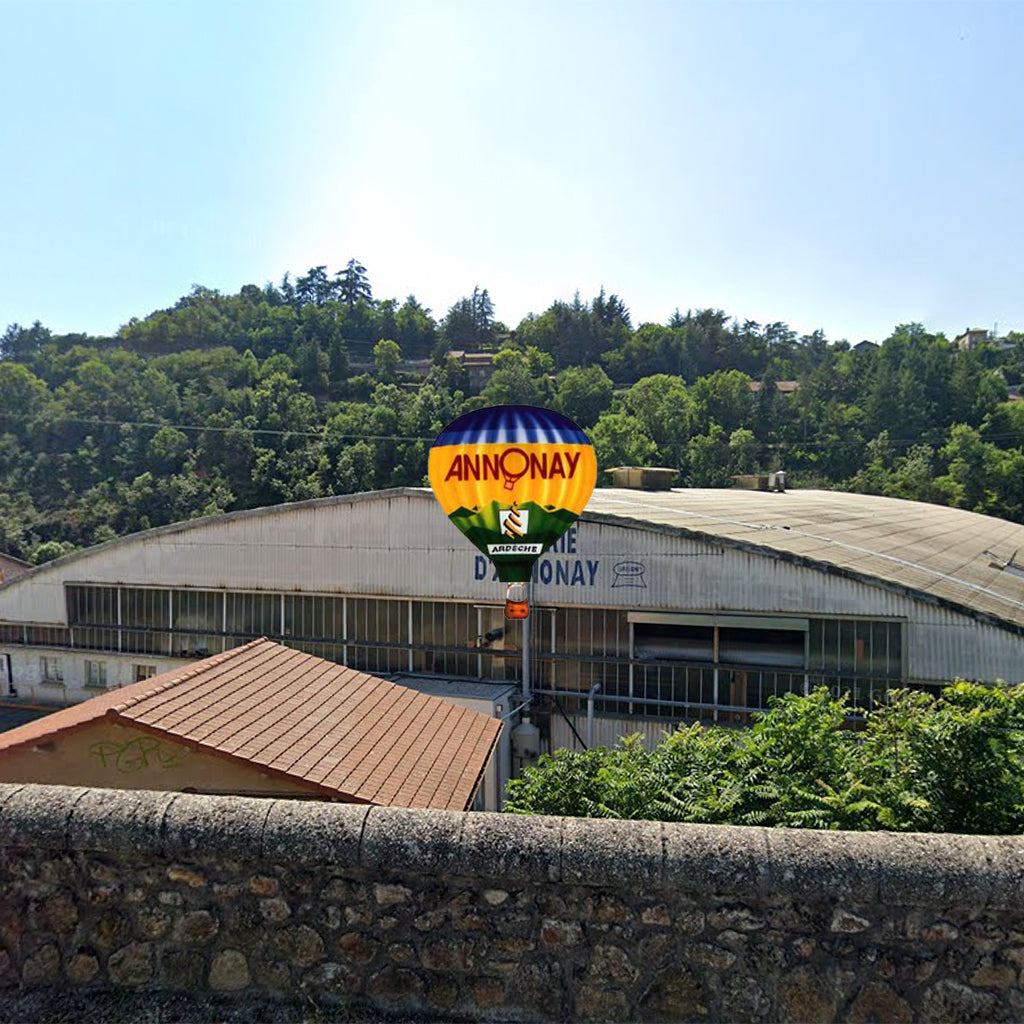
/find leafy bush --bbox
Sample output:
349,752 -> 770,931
504,684 -> 1024,834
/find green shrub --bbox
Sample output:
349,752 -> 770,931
504,683 -> 1024,835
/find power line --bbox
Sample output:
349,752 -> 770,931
0,411 -> 1023,451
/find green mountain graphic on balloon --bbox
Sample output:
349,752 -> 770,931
449,501 -> 579,578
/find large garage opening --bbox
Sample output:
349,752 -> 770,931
630,613 -> 809,721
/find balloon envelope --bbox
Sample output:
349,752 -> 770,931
428,406 -> 597,582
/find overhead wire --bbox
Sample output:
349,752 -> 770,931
1,411 -> 1023,451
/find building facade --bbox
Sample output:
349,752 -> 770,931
2,487 -> 1024,755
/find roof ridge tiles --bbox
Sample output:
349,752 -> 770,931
109,638 -> 270,714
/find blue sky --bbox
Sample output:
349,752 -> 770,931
2,0 -> 1022,344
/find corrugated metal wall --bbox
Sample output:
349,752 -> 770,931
3,491 -> 1023,686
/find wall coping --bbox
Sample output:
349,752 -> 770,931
2,783 -> 1022,910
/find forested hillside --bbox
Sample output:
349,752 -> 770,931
3,262 -> 1023,565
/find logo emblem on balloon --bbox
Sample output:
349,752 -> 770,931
429,406 -> 597,617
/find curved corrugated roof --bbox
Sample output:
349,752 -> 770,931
583,488 -> 1024,632
5,485 -> 1024,632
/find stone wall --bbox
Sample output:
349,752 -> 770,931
1,782 -> 1023,1022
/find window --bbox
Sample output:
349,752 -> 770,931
84,659 -> 107,689
628,613 -> 810,720
133,664 -> 157,682
39,656 -> 63,684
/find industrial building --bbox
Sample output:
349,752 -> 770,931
2,485 -> 1024,773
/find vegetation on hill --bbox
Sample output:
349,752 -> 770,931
504,684 -> 1024,835
2,262 -> 1024,563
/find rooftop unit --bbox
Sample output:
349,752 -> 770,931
604,466 -> 678,490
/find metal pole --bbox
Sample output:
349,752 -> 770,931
587,682 -> 601,748
521,582 -> 531,702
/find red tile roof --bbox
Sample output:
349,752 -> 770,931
0,639 -> 501,810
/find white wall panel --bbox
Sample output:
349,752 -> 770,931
3,490 -> 1024,686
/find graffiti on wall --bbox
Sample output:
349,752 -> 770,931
89,736 -> 180,774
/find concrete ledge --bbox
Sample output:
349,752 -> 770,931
262,798 -> 368,867
2,783 -> 1023,909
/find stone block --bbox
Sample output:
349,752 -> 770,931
135,908 -> 171,940
361,806 -> 464,877
166,864 -> 206,888
540,918 -> 583,948
45,890 -> 78,935
163,794 -> 266,861
663,822 -> 770,898
426,980 -> 458,1011
562,817 -> 662,889
262,799 -> 367,867
919,979 -> 997,1022
66,952 -> 100,985
763,828 -> 880,904
209,949 -> 251,991
249,874 -> 279,896
640,967 -> 707,1021
274,925 -> 326,967
846,982 -> 914,1023
516,961 -> 564,1015
877,832 -> 992,910
107,942 -> 154,986
367,966 -> 425,1003
472,978 -> 505,1009
420,937 -> 476,972
173,909 -> 219,945
21,943 -> 60,985
388,942 -> 416,964
576,984 -> 630,1022
459,811 -> 562,883
160,948 -> 205,990
777,966 -> 853,1024
970,957 -> 1017,988
337,932 -> 379,967
259,898 -> 291,924
588,944 -> 639,986
0,784 -> 89,851
374,882 -> 412,907
830,907 -> 872,934
302,960 -> 358,998
93,910 -> 133,953
708,906 -> 766,932
67,787 -> 176,855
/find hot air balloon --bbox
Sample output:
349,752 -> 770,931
428,405 -> 597,619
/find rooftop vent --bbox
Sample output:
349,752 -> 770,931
732,471 -> 787,493
605,466 -> 677,491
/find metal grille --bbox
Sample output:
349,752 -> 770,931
346,597 -> 407,674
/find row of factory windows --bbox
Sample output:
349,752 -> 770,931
1,584 -> 907,718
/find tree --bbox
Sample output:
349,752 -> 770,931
478,347 -> 553,406
623,375 -> 694,463
590,412 -> 657,474
728,428 -> 760,474
1,321 -> 51,361
552,366 -> 613,428
338,259 -> 372,310
295,266 -> 336,307
441,286 -> 497,350
373,339 -> 402,383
